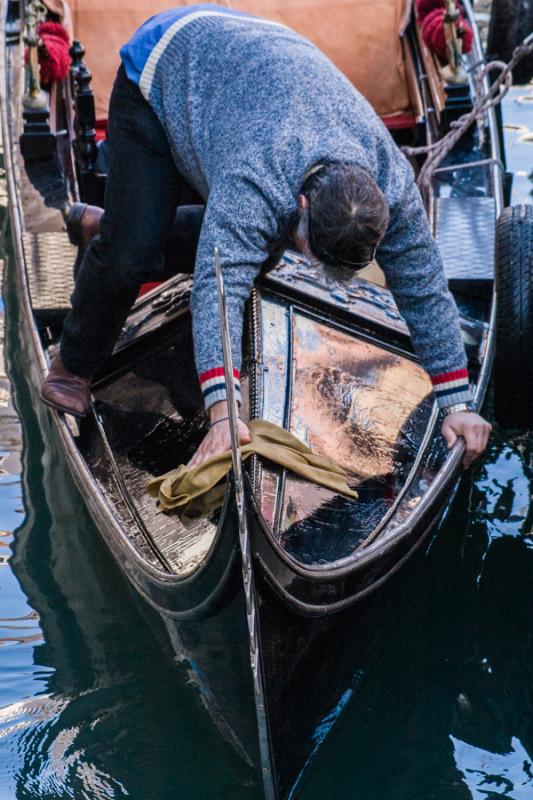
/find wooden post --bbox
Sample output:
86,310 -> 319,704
69,38 -> 84,87
69,39 -> 100,204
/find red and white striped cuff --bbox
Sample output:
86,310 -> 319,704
430,368 -> 473,408
199,366 -> 241,410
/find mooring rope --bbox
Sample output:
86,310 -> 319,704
402,34 -> 533,195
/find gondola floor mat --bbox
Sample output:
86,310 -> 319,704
22,232 -> 75,313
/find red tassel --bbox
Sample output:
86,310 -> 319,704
36,21 -> 71,85
415,0 -> 445,22
38,21 -> 70,44
422,8 -> 473,61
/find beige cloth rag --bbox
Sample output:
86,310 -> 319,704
148,419 -> 358,517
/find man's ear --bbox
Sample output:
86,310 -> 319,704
297,194 -> 309,210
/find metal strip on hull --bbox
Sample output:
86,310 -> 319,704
214,248 -> 277,799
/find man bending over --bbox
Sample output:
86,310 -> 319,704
41,3 -> 491,468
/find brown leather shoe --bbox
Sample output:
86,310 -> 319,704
66,203 -> 104,280
40,355 -> 92,417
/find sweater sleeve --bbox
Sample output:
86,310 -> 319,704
191,175 -> 278,410
376,175 -> 473,409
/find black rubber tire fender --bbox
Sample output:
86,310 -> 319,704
486,0 -> 533,85
493,204 -> 533,428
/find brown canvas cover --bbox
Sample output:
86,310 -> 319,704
45,0 -> 412,122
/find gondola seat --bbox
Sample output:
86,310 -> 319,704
44,0 -> 421,129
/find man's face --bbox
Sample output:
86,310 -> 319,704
293,208 -> 319,266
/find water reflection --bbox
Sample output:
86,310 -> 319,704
305,428 -> 533,799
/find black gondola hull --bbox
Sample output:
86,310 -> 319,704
0,0 -> 502,796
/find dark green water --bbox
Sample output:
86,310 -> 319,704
0,88 -> 532,800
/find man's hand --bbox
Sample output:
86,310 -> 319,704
187,400 -> 251,470
441,411 -> 492,469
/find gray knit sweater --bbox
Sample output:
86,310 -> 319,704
121,5 -> 472,409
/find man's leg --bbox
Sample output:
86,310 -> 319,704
60,65 -> 183,378
66,203 -> 205,280
162,205 -> 205,277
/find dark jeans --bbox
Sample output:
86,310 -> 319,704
61,65 -> 203,377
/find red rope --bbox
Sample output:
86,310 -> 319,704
415,0 -> 445,21
421,7 -> 473,60
37,21 -> 71,85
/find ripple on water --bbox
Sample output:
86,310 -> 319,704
471,436 -> 531,539
1,692 -> 131,799
452,735 -> 533,799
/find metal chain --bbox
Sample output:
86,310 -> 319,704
403,34 -> 533,196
